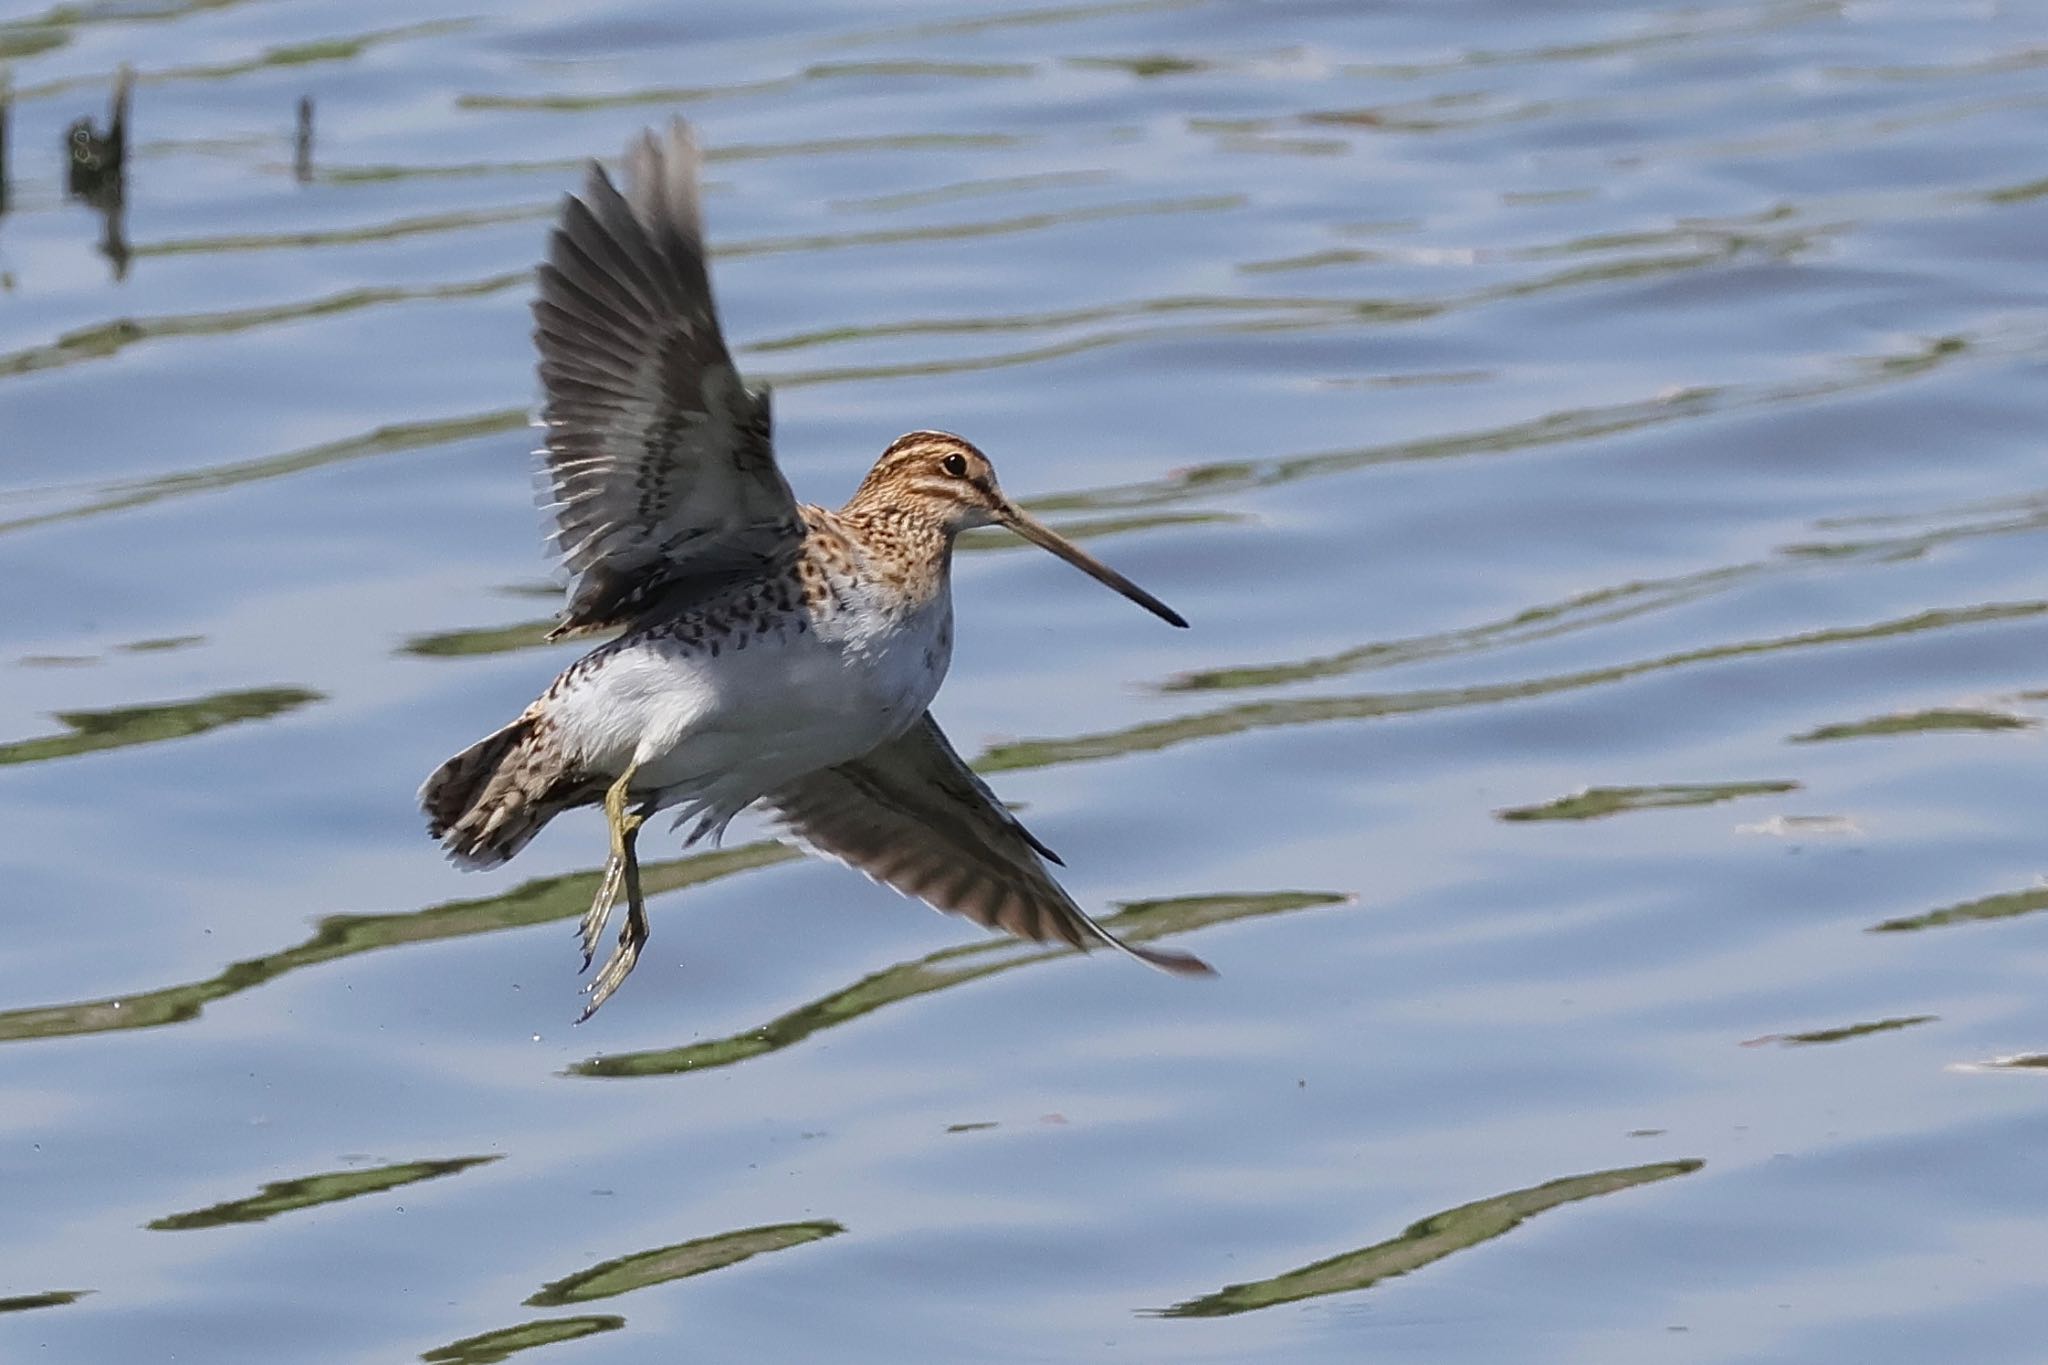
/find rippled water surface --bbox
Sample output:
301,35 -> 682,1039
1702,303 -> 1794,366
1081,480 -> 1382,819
5,0 -> 2048,1359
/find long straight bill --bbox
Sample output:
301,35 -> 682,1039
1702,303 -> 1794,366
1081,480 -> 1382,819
998,505 -> 1188,628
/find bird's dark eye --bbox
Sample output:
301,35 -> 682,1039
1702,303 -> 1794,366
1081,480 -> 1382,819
941,453 -> 968,478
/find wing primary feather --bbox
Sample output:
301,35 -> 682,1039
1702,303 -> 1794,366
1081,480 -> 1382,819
766,714 -> 1214,978
529,118 -> 803,636
570,169 -> 674,312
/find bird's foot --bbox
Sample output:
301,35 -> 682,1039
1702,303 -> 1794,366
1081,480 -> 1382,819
578,903 -> 648,1022
577,855 -> 624,971
579,767 -> 646,971
578,772 -> 651,1021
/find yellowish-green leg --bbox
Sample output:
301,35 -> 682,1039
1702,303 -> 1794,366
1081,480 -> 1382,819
581,828 -> 649,1020
578,766 -> 643,973
583,837 -> 649,1009
579,768 -> 655,1021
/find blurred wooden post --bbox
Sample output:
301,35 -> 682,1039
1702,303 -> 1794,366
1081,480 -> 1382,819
0,75 -> 11,219
65,66 -> 131,280
66,65 -> 128,191
294,95 -> 314,183
110,63 -> 129,158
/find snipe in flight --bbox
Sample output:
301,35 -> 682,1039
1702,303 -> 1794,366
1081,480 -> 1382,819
421,120 -> 1209,1018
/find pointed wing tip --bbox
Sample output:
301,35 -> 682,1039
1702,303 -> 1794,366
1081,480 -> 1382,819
658,116 -> 698,157
624,119 -> 701,179
626,122 -> 670,175
617,117 -> 708,243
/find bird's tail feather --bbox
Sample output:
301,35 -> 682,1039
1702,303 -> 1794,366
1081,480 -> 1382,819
421,715 -> 586,869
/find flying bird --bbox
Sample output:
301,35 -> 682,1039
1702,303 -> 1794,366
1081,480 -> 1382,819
421,120 -> 1208,1018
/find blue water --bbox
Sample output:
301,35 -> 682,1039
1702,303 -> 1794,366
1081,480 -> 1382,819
4,0 -> 2048,1359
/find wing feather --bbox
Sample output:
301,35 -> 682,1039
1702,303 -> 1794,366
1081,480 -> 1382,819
533,119 -> 804,636
766,714 -> 1212,976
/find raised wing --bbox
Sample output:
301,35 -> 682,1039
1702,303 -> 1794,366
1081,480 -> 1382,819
766,714 -> 1213,975
534,119 -> 804,637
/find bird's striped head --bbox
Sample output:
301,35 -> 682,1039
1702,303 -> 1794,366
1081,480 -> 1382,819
847,430 -> 1187,628
850,431 -> 1007,530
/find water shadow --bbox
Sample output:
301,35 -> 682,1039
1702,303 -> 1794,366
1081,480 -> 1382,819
11,21 -> 470,103
750,310 -> 1350,389
0,843 -> 796,1045
1168,466 -> 2048,707
458,58 -> 1030,115
1341,0 -> 1837,81
1654,90 -> 2048,168
715,194 -> 1244,264
747,292 -> 1341,354
290,133 -> 1021,189
1029,327 -> 2021,528
0,686 -> 320,767
1169,560 -> 1755,696
149,1155 -> 498,1231
833,168 -> 1116,214
0,0 -> 273,65
821,0 -> 1201,51
0,27 -> 64,61
526,1221 -> 843,1306
402,619 -> 560,661
980,601 -> 2048,775
1959,1054 -> 2048,1073
1790,708 -> 2036,742
24,318 -> 2018,557
1498,780 -> 1799,822
420,1315 -> 623,1364
0,270 -> 525,383
1871,885 -> 2048,934
1745,1015 -> 1937,1047
571,891 -> 1348,1079
133,203 -> 550,262
0,407 -> 524,538
1153,1158 -> 1703,1317
1065,53 -> 1212,78
417,1221 -> 842,1361
0,1290 -> 89,1312
736,223 -> 1821,389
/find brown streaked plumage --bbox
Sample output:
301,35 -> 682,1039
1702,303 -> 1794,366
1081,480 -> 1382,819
420,119 -> 1206,1019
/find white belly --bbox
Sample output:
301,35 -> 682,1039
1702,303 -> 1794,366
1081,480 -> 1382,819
548,590 -> 953,824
